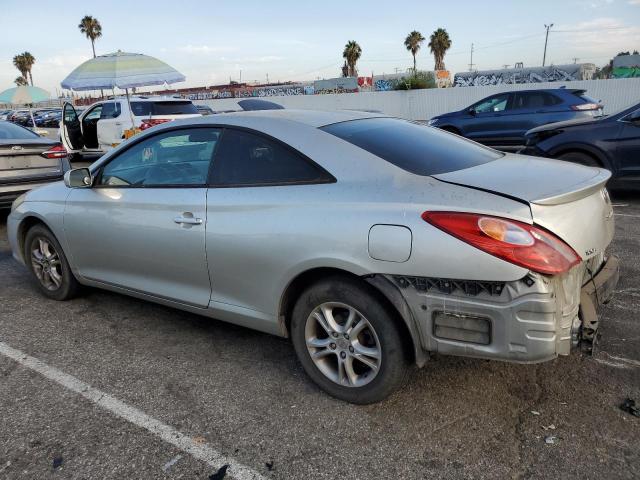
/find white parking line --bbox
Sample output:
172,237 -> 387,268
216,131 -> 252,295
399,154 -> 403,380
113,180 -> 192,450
0,341 -> 266,480
614,213 -> 640,218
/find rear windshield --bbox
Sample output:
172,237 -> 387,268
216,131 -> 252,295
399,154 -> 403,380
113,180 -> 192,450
0,121 -> 39,140
321,117 -> 502,176
130,101 -> 198,116
572,91 -> 599,104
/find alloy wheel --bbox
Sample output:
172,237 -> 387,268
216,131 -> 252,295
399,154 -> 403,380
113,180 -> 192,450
31,237 -> 63,291
305,302 -> 382,387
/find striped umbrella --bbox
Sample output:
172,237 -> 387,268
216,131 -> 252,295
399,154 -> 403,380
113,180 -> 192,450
0,85 -> 51,133
60,50 -> 185,91
0,85 -> 50,105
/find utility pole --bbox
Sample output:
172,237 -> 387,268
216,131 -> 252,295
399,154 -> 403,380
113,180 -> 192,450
542,23 -> 554,67
266,73 -> 269,83
572,57 -> 579,64
469,43 -> 475,71
502,64 -> 510,69
239,70 -> 242,83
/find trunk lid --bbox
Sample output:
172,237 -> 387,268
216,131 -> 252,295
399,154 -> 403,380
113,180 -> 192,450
433,154 -> 615,261
0,139 -> 64,184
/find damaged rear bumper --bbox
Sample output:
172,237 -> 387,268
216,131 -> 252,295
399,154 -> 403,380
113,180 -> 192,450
388,254 -> 619,364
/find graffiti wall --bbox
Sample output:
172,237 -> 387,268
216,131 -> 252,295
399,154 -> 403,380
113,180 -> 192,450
454,64 -> 596,87
313,77 -> 358,94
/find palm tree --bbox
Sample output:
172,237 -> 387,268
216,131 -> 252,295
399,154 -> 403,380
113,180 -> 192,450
14,76 -> 28,86
13,54 -> 28,82
404,30 -> 425,75
21,51 -> 35,85
428,28 -> 452,71
342,41 -> 362,77
79,15 -> 102,58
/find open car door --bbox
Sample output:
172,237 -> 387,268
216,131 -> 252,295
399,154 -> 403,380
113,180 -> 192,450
61,102 -> 84,153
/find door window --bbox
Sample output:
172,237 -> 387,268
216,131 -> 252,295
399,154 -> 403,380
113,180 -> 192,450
210,129 -> 333,186
97,128 -> 220,187
84,105 -> 103,121
473,94 -> 509,113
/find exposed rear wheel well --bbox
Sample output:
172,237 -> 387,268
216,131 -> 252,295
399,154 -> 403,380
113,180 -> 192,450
279,268 -> 415,363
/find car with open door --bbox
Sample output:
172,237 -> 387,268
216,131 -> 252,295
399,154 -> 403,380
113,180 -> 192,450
60,97 -> 201,160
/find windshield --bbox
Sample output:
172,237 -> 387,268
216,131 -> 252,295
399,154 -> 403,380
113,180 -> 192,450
130,101 -> 198,116
0,121 -> 39,140
321,117 -> 502,176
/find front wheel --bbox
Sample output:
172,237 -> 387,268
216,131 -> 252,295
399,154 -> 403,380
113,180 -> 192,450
291,277 -> 410,404
25,224 -> 80,301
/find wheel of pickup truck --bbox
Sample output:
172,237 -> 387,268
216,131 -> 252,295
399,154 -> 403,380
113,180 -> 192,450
291,276 -> 410,404
25,224 -> 80,301
557,151 -> 600,168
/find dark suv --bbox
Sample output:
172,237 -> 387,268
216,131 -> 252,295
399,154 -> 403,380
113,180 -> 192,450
428,88 -> 603,150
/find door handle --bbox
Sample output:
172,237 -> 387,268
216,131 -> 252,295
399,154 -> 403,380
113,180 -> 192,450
174,215 -> 203,225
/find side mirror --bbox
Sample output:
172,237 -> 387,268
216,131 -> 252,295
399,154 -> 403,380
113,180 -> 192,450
64,168 -> 92,188
468,107 -> 477,116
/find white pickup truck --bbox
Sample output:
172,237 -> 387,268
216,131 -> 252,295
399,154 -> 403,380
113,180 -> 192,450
60,96 -> 201,159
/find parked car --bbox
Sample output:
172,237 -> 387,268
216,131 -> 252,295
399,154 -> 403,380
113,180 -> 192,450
427,88 -> 604,150
0,110 -> 14,121
0,120 -> 69,207
195,104 -> 214,116
8,110 -> 618,403
8,110 -> 32,126
59,97 -> 201,159
41,111 -> 62,128
521,101 -> 640,183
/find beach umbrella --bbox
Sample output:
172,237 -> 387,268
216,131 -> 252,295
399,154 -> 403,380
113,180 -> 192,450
61,50 -> 186,127
0,85 -> 51,130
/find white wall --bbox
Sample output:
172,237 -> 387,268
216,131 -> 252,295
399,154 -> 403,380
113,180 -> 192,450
200,78 -> 640,121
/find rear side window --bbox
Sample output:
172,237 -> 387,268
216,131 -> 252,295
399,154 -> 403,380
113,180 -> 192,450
130,101 -> 198,116
0,121 -> 39,139
321,117 -> 501,176
100,102 -> 121,119
512,92 -> 561,109
210,129 -> 332,187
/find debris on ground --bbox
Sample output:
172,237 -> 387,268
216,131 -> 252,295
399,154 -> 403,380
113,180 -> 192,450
193,436 -> 207,444
52,457 -> 63,469
265,460 -> 274,471
162,454 -> 183,472
530,411 -> 541,416
542,424 -> 556,430
209,464 -> 230,480
619,398 -> 640,417
544,436 -> 558,445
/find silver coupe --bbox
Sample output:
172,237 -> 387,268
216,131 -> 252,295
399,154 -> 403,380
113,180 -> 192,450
8,109 -> 619,403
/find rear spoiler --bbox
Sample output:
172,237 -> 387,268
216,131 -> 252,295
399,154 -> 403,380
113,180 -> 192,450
531,168 -> 610,206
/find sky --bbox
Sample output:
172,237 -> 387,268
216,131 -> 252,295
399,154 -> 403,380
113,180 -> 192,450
1,0 -> 639,95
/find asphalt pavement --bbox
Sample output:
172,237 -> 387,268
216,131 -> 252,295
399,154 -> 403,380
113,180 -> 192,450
0,194 -> 638,479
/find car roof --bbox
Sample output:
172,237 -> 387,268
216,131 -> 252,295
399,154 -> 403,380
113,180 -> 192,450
206,108 -> 386,127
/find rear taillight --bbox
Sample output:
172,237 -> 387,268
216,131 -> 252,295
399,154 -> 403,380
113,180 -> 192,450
140,118 -> 171,130
571,103 -> 602,111
422,211 -> 581,275
41,144 -> 68,159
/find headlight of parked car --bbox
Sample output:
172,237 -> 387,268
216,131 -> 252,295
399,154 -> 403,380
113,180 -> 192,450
11,193 -> 26,212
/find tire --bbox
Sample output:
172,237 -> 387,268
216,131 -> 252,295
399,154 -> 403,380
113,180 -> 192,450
24,224 -> 80,301
557,151 -> 600,168
440,126 -> 461,136
291,276 -> 410,404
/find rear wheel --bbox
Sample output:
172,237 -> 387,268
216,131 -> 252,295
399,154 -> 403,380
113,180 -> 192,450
291,277 -> 409,404
557,151 -> 600,168
25,225 -> 80,301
